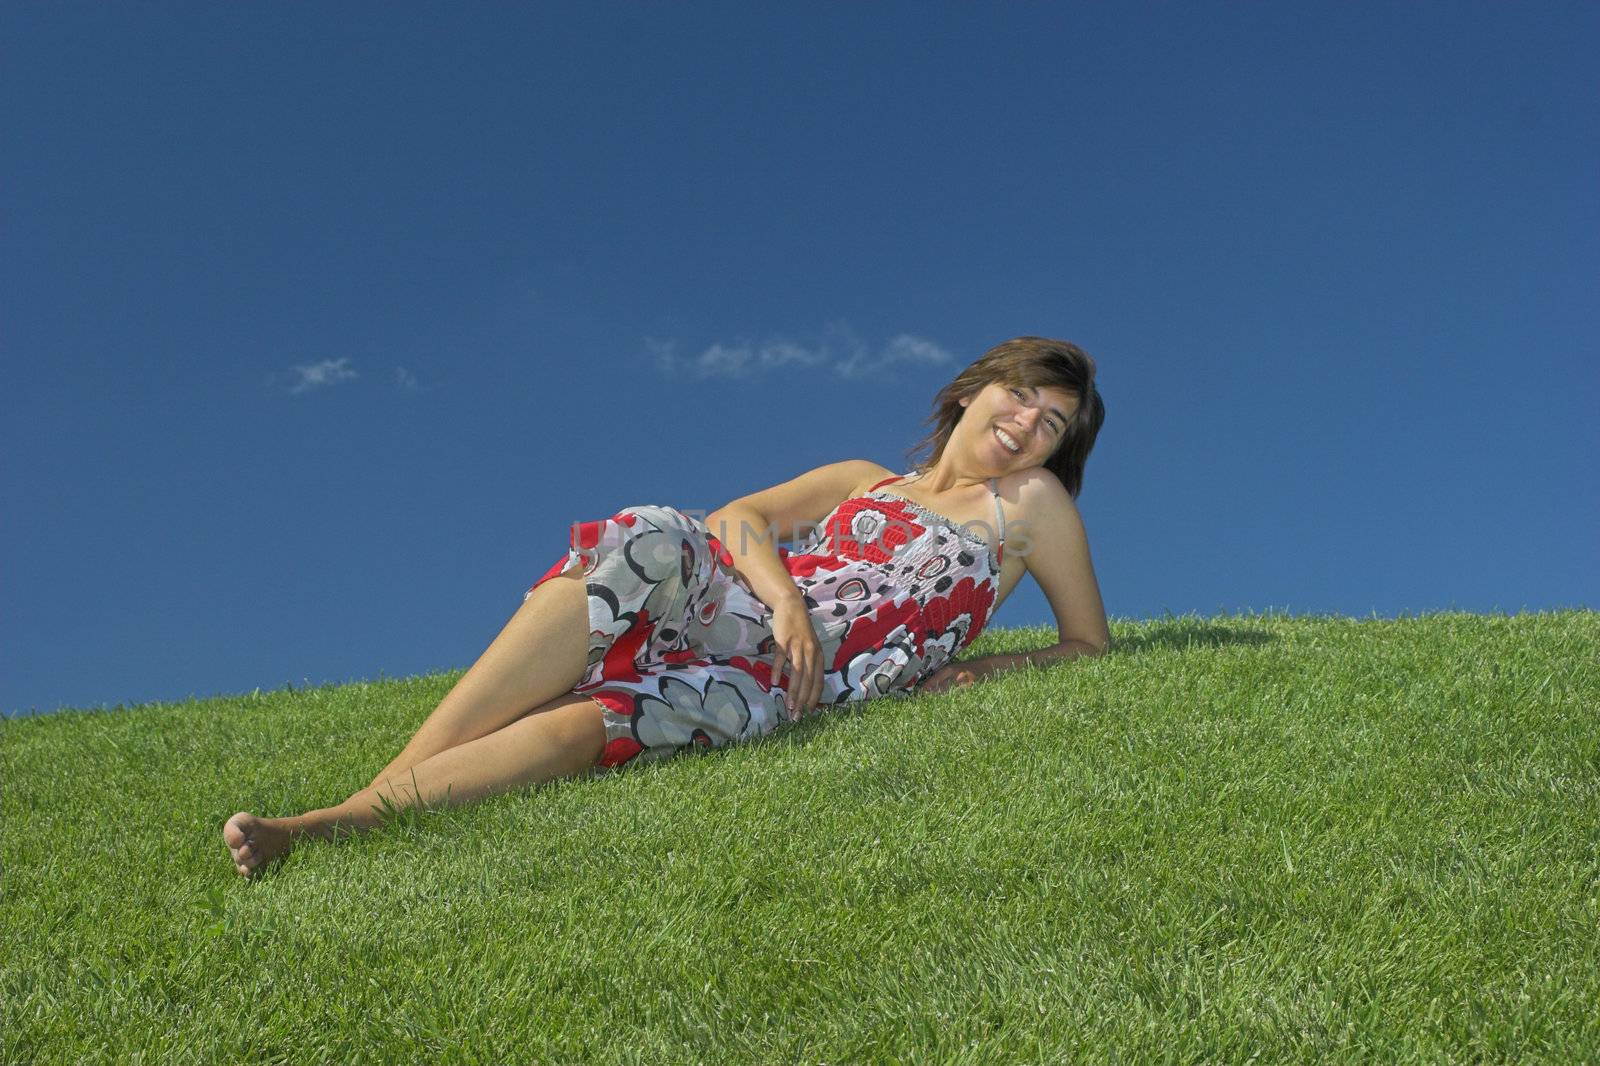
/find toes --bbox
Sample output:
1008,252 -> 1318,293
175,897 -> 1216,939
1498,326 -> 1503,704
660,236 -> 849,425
224,813 -> 291,879
223,813 -> 252,849
225,813 -> 266,877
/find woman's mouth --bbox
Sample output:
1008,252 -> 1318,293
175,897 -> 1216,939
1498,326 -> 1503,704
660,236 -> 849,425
994,427 -> 1022,454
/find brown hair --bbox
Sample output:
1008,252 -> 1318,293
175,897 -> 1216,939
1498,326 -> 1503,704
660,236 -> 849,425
907,336 -> 1106,498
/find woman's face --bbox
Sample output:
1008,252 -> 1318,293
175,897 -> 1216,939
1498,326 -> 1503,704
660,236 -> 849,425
956,380 -> 1080,473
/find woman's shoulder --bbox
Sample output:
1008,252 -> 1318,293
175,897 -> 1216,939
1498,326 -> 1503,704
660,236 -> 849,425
841,459 -> 902,498
994,466 -> 1077,517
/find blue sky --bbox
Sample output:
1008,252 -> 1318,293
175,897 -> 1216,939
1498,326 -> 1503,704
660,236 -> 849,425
4,4 -> 1595,718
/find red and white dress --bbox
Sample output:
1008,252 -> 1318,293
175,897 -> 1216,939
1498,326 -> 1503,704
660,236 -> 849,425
524,474 -> 1006,770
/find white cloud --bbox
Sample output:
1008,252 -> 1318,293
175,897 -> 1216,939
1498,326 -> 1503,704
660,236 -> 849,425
757,338 -> 831,371
834,333 -> 955,379
285,357 -> 358,394
394,367 -> 421,391
698,342 -> 755,376
650,328 -> 952,380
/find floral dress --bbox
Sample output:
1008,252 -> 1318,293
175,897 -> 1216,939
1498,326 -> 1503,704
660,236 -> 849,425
523,474 -> 1006,770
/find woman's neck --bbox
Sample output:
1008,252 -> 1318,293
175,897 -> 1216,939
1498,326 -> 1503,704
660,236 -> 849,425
906,457 -> 993,495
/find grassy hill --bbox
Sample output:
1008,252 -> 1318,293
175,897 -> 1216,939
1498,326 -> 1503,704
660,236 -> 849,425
3,611 -> 1596,1063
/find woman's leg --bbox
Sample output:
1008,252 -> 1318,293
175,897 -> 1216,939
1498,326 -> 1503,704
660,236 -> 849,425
223,690 -> 608,877
370,566 -> 590,786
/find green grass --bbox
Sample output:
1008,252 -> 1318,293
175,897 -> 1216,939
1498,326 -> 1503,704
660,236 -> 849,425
3,610 -> 1597,1064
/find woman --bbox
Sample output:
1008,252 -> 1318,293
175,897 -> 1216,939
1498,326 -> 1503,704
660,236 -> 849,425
224,336 -> 1110,877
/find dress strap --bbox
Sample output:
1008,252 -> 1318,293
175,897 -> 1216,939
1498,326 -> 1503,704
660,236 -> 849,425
866,473 -> 905,492
987,478 -> 1006,565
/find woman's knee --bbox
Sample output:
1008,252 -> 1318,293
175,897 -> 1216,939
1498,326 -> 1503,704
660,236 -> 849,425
521,692 -> 609,767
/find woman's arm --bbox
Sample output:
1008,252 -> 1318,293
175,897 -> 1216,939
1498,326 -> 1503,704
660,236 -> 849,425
1010,468 -> 1111,654
704,458 -> 889,615
918,640 -> 1106,694
954,640 -> 1107,681
701,498 -> 807,615
921,470 -> 1109,692
705,458 -> 892,715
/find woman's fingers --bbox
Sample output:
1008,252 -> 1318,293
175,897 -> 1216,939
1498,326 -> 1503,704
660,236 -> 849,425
768,606 -> 825,717
777,641 -> 805,716
792,640 -> 816,716
803,645 -> 823,714
771,646 -> 788,705
782,647 -> 799,710
778,635 -> 823,716
919,665 -> 973,695
808,638 -> 825,713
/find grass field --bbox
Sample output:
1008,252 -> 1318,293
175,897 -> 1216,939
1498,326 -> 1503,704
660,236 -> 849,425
3,610 -> 1596,1064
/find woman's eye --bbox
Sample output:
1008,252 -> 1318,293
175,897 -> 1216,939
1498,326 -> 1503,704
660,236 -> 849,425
1010,387 -> 1024,399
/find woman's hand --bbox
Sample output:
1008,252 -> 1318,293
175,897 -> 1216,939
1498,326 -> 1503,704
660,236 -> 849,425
769,598 -> 825,719
917,663 -> 978,695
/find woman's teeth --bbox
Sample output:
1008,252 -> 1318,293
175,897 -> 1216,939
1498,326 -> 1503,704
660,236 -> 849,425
995,427 -> 1021,453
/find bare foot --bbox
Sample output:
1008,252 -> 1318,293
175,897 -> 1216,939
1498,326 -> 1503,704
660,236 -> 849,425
223,812 -> 294,879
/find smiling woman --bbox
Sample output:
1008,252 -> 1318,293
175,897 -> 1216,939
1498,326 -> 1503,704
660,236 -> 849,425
910,336 -> 1105,499
223,336 -> 1110,878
